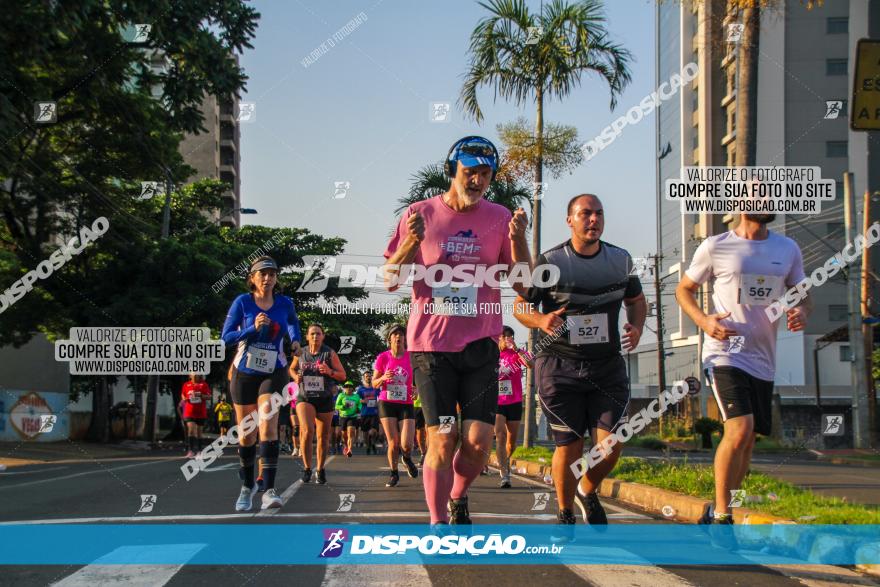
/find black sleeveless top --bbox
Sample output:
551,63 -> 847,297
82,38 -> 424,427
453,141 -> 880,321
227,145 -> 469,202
299,344 -> 337,398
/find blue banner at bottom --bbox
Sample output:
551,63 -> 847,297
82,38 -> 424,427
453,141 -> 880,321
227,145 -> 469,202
0,524 -> 878,565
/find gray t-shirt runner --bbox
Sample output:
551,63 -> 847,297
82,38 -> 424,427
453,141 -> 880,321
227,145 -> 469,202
685,230 -> 805,382
526,240 -> 643,361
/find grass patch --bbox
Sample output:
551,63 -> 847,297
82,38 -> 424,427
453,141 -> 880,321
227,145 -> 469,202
612,456 -> 880,524
627,435 -> 667,450
509,446 -> 554,463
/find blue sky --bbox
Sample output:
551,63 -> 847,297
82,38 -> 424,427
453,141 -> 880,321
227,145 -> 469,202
238,0 -> 658,336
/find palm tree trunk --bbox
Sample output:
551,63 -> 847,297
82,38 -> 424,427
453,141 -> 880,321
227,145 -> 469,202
523,87 -> 545,449
734,5 -> 759,167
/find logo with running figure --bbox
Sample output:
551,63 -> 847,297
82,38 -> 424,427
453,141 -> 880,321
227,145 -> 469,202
319,528 -> 348,558
338,336 -> 356,355
728,335 -> 745,354
297,256 -> 335,293
337,494 -> 355,512
531,493 -> 550,511
438,415 -> 455,434
823,414 -> 844,436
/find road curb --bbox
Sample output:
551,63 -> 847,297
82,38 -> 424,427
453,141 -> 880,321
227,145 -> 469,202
495,455 -> 792,524
494,455 -> 880,578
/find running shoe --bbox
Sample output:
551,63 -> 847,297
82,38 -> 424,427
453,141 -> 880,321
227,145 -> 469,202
401,454 -> 419,478
697,503 -> 737,550
448,496 -> 471,525
261,488 -> 282,510
235,485 -> 258,512
480,465 -> 489,475
550,509 -> 577,543
499,476 -> 511,489
583,491 -> 607,525
316,469 -> 327,484
185,450 -> 195,458
344,446 -> 352,458
301,468 -> 312,483
386,471 -> 399,487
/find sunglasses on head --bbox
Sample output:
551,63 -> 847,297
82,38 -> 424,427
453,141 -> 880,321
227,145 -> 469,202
457,142 -> 496,158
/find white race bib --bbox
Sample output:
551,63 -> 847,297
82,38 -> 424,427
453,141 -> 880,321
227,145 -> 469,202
245,346 -> 277,373
432,282 -> 477,317
188,394 -> 201,404
303,376 -> 325,396
498,380 -> 513,396
568,314 -> 610,345
386,384 -> 407,401
367,399 -> 377,408
738,274 -> 783,306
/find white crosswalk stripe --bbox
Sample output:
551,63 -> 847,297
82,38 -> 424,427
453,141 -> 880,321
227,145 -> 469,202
50,544 -> 205,587
321,564 -> 431,586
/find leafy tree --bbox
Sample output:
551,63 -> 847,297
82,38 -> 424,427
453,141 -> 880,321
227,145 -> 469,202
496,117 -> 583,184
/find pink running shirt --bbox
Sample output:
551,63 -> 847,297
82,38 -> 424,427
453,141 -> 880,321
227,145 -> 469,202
384,196 -> 514,352
373,350 -> 413,404
497,348 -> 524,405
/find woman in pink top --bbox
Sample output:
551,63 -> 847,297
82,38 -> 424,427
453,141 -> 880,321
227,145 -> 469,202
372,324 -> 419,487
495,325 -> 533,488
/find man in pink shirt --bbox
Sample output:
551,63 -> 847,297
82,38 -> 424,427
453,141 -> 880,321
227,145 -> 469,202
384,136 -> 531,527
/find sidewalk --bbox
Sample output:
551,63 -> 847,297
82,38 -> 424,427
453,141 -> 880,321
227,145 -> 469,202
0,439 -> 185,468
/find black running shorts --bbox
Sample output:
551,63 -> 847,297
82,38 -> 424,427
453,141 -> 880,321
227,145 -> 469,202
411,337 -> 500,427
706,366 -> 774,436
536,354 -> 629,446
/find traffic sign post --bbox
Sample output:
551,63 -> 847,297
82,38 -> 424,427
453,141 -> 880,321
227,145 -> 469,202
851,39 -> 880,131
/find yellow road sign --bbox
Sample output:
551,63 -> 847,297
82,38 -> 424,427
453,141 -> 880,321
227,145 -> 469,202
851,39 -> 880,131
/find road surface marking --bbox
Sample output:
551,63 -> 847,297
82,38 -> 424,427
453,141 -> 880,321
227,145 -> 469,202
0,466 -> 70,476
321,563 -> 430,586
566,564 -> 697,586
765,564 -> 880,586
255,455 -> 335,517
0,460 -> 167,490
202,463 -> 238,472
50,544 -> 205,587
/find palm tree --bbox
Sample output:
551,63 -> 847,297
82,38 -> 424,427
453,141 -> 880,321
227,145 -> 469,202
460,0 -> 632,446
395,162 -> 531,215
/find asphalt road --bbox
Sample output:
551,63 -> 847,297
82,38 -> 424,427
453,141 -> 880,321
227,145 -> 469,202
0,448 -> 876,587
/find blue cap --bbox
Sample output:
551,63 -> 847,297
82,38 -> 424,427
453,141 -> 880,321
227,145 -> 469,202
450,137 -> 498,171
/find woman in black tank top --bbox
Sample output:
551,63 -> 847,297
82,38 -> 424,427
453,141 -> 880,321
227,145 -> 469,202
289,324 -> 346,484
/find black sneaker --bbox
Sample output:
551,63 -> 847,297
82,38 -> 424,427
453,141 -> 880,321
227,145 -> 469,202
583,491 -> 607,525
448,497 -> 471,525
316,469 -> 326,484
698,503 -> 738,550
386,471 -> 399,487
301,468 -> 312,483
551,509 -> 577,543
401,454 -> 419,478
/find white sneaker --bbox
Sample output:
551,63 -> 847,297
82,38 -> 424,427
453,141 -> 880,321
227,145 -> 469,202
261,488 -> 282,510
235,485 -> 258,512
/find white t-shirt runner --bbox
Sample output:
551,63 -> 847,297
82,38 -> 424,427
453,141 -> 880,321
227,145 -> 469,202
685,230 -> 805,382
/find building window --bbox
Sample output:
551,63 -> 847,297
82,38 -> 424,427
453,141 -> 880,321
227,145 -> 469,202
727,146 -> 736,166
728,109 -> 736,133
826,58 -> 848,76
692,132 -> 699,150
826,17 -> 848,34
840,345 -> 853,362
829,304 -> 848,322
826,141 -> 848,158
